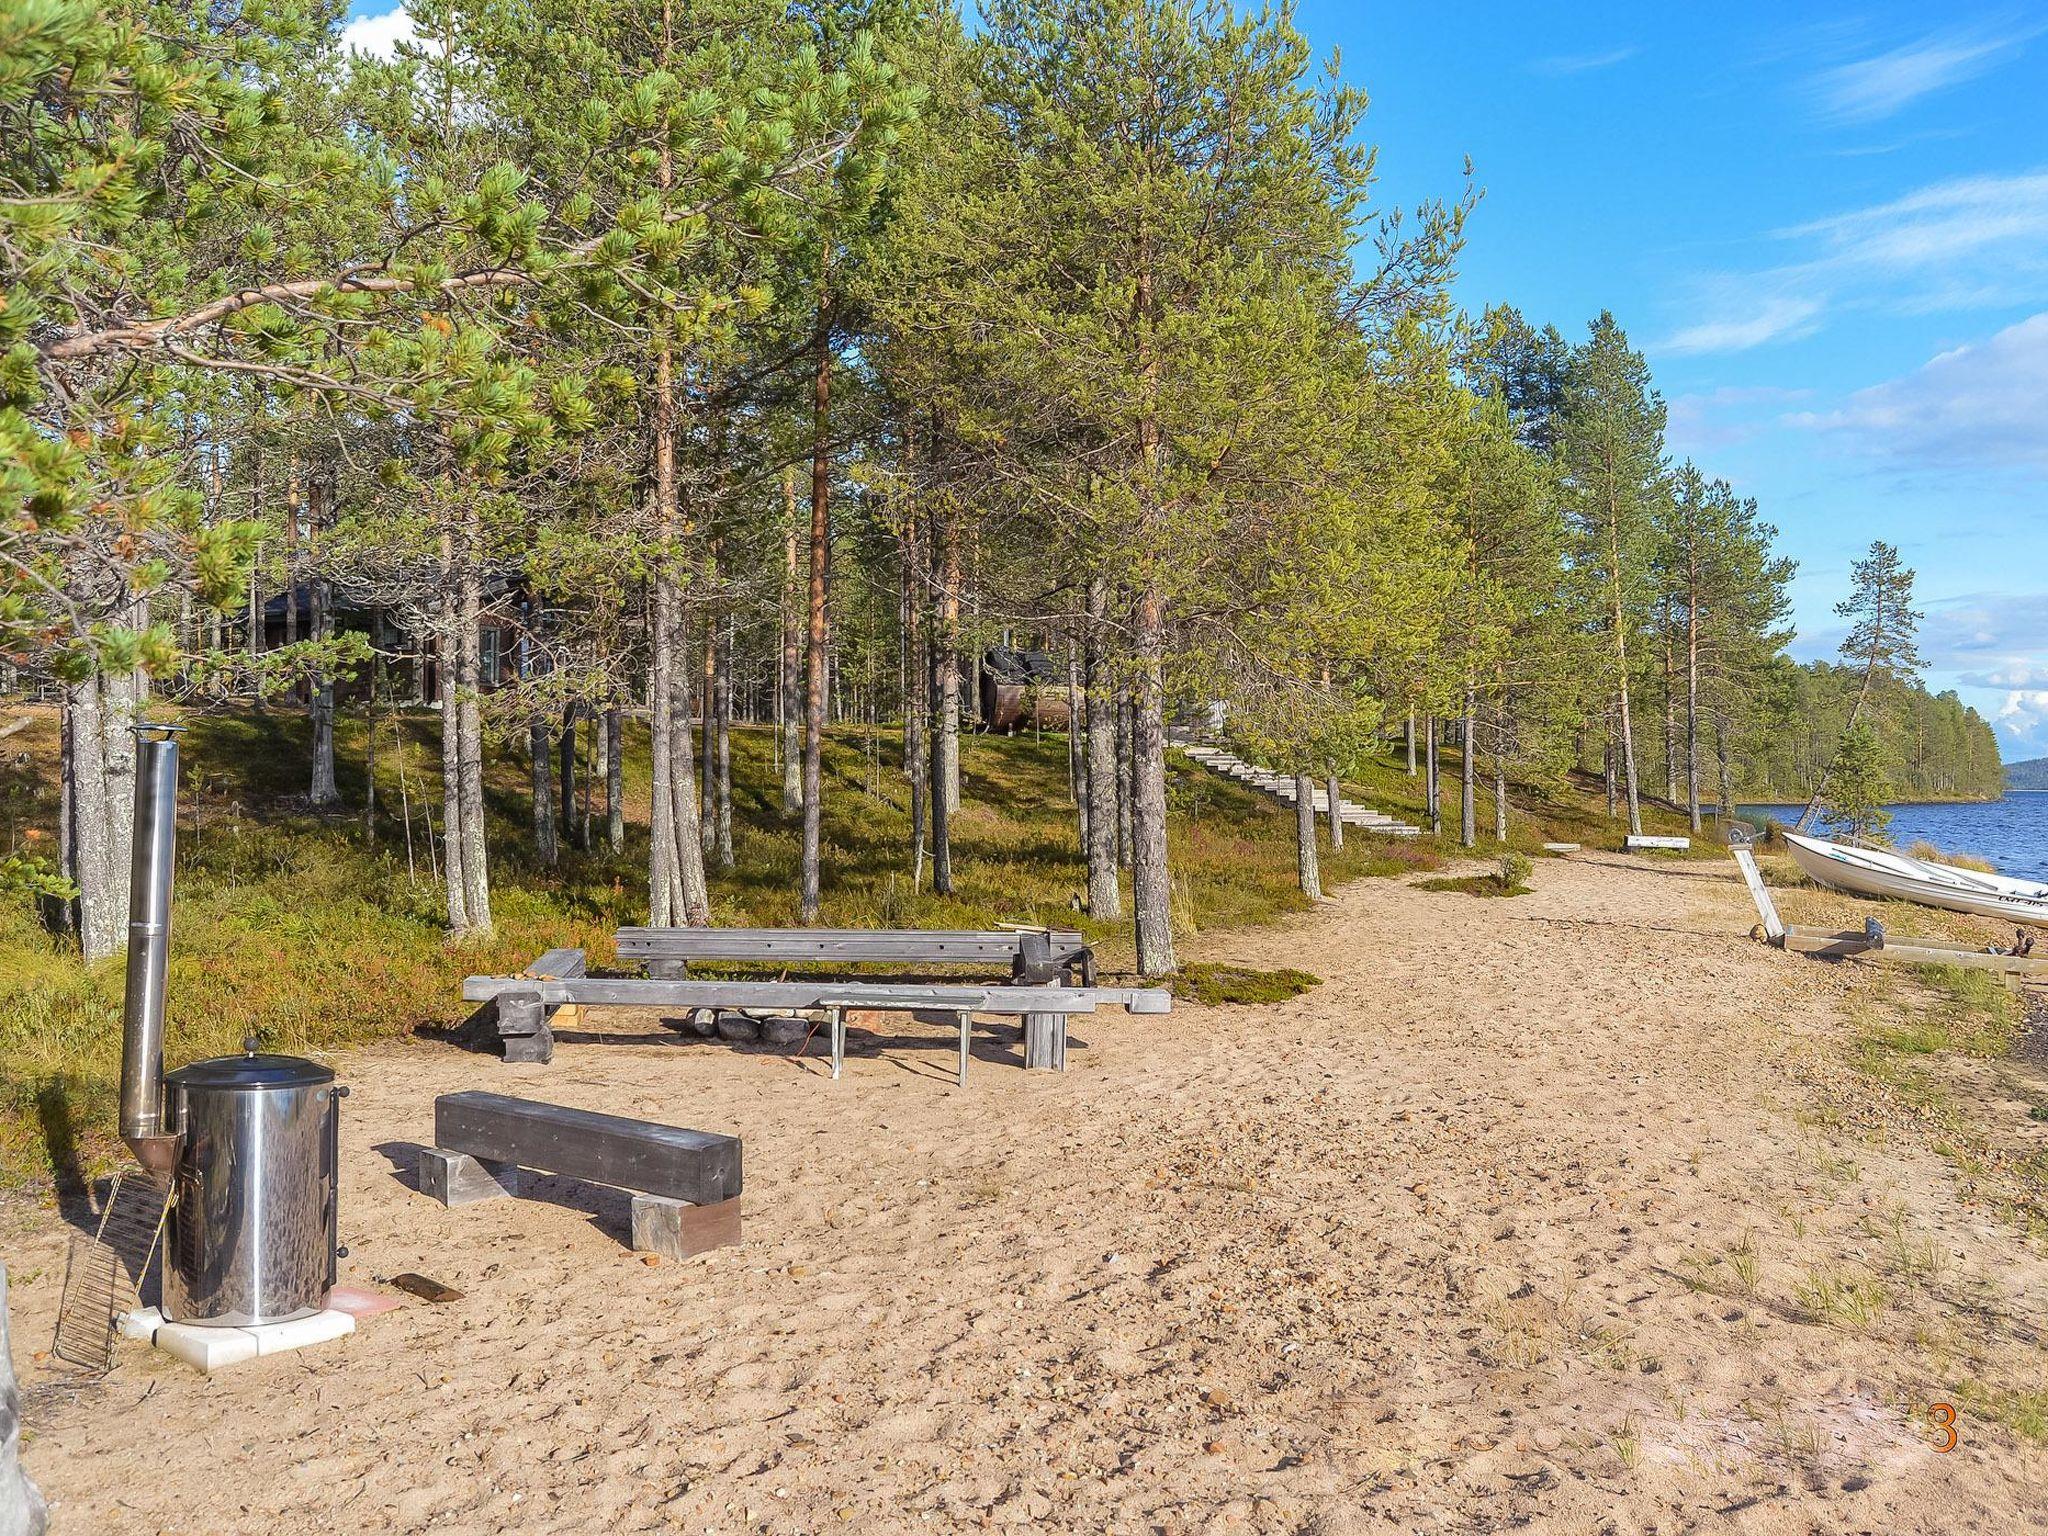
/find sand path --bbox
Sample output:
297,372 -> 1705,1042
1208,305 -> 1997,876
9,854 -> 2045,1533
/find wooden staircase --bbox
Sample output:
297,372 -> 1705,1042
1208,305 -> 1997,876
1175,743 -> 1424,837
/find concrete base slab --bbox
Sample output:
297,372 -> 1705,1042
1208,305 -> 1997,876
121,1306 -> 355,1373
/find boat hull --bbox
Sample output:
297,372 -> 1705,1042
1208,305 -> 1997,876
1784,834 -> 2048,927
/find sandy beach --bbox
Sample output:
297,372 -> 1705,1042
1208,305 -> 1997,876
8,852 -> 2045,1534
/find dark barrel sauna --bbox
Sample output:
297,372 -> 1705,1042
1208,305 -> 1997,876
979,648 -> 1072,734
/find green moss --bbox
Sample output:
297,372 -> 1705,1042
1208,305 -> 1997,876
1414,874 -> 1531,898
1170,964 -> 1320,1006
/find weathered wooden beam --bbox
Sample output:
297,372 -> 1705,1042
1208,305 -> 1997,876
613,927 -> 1090,966
1627,835 -> 1692,851
1730,848 -> 1785,942
1780,926 -> 2048,975
459,975 -> 1137,1014
435,1092 -> 741,1206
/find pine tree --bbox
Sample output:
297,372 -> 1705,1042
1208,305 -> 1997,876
1796,540 -> 1922,831
1557,313 -> 1666,837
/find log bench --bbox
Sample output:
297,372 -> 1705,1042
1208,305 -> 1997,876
420,1091 -> 743,1261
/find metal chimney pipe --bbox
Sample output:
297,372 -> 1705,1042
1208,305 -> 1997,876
118,723 -> 183,1174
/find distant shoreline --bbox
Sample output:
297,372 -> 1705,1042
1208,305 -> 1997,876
1736,795 -> 2011,811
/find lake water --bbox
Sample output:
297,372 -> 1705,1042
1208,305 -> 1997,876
1740,795 -> 2048,882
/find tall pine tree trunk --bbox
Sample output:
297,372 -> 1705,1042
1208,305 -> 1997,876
436,552 -> 468,933
1405,708 -> 1416,776
799,305 -> 832,924
1494,699 -> 1510,841
559,702 -> 579,848
1425,715 -> 1440,837
1130,588 -> 1175,975
1066,642 -> 1084,810
929,494 -> 960,895
901,500 -> 928,885
1686,591 -> 1703,834
62,667 -> 140,963
780,470 -> 803,817
530,713 -> 558,866
455,553 -> 491,931
714,617 -> 733,870
1607,512 -> 1644,834
307,472 -> 337,807
1326,766 -> 1343,850
308,575 -> 337,805
1716,718 -> 1736,819
1115,691 -> 1133,869
1083,581 -> 1121,918
1294,768 -> 1322,899
1460,687 -> 1477,848
1662,621 -> 1678,804
604,702 -> 624,854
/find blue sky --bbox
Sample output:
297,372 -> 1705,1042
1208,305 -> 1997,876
342,2 -> 2048,757
1308,2 -> 2048,758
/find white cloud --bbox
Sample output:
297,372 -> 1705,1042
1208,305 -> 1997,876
1531,46 -> 1638,77
1783,171 -> 2048,284
339,4 -> 416,60
1790,313 -> 2048,471
1807,23 -> 2037,123
1914,595 -> 2048,754
1992,689 -> 2048,754
1661,295 -> 1823,356
1655,169 -> 2048,353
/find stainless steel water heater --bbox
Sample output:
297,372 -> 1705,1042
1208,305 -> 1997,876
117,724 -> 345,1327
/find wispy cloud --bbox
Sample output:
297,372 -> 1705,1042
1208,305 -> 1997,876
1654,169 -> 2048,354
1662,295 -> 1823,356
339,4 -> 416,59
1790,312 -> 2048,471
1807,22 -> 2038,123
1531,46 -> 1638,77
1783,171 -> 2048,284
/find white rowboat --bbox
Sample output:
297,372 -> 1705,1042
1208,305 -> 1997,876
1784,833 -> 2048,927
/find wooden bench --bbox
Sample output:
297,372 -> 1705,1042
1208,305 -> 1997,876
463,962 -> 1169,1083
614,926 -> 1096,987
420,1091 -> 743,1261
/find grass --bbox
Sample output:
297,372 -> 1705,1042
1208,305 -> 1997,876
1955,1382 -> 2048,1444
1414,873 -> 1531,898
1905,840 -> 1997,873
1169,964 -> 1320,1007
1793,1264 -> 1888,1330
1340,747 -> 1723,862
0,705 -> 1451,1190
1860,965 -> 2020,1066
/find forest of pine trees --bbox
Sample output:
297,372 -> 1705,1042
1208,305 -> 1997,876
2,0 -> 2002,972
1741,667 -> 2005,805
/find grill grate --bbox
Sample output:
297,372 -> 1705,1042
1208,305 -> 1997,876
52,1172 -> 169,1376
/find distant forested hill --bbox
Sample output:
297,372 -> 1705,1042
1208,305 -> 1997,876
2009,758 -> 2048,792
1736,663 -> 2003,802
